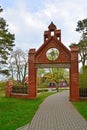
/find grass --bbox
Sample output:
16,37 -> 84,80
0,86 -> 87,130
0,91 -> 56,130
73,101 -> 87,120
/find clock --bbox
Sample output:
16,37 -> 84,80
46,48 -> 59,61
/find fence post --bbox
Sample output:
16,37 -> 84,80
6,80 -> 13,97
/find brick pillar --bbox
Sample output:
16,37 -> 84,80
6,80 -> 13,97
28,49 -> 37,99
70,46 -> 79,101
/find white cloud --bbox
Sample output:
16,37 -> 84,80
1,0 -> 87,50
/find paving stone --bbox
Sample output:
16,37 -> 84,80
17,90 -> 87,130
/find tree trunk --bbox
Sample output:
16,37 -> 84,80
56,83 -> 59,92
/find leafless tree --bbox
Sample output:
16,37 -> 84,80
8,48 -> 28,84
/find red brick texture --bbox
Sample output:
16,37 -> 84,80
6,22 -> 80,101
28,22 -> 79,101
28,49 -> 37,99
6,80 -> 13,97
70,46 -> 79,101
6,80 -> 29,99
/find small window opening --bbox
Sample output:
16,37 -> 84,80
45,35 -> 48,40
51,31 -> 54,36
57,36 -> 60,40
46,37 -> 48,40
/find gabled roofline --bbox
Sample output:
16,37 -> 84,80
36,36 -> 70,56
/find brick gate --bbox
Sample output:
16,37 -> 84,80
28,22 -> 79,101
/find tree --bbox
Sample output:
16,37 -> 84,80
9,48 -> 28,84
0,6 -> 15,76
37,68 -> 47,88
76,19 -> 87,66
70,18 -> 87,66
47,68 -> 69,92
78,39 -> 87,66
79,65 -> 87,88
76,18 -> 87,34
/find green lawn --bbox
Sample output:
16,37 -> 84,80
0,92 -> 56,130
0,89 -> 87,130
73,101 -> 87,120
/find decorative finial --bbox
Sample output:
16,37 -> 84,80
48,22 -> 57,31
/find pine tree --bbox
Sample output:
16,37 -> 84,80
76,18 -> 87,66
0,6 -> 15,76
70,18 -> 87,66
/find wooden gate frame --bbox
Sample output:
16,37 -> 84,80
28,22 -> 79,101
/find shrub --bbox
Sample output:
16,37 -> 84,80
0,81 -> 7,90
79,66 -> 87,88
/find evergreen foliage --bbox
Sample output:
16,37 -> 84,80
79,66 -> 87,88
0,6 -> 15,76
70,18 -> 87,66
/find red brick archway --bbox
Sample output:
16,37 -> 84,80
28,22 -> 79,101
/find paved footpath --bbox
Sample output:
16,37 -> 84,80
17,90 -> 87,130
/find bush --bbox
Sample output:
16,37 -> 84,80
38,88 -> 48,93
0,81 -> 7,90
79,66 -> 87,88
12,80 -> 23,87
0,81 -> 7,96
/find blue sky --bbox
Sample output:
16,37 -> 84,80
0,0 -> 87,51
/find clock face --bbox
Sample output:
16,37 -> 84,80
46,48 -> 59,61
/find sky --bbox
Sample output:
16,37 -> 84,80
0,0 -> 87,80
0,0 -> 87,51
0,0 -> 87,50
